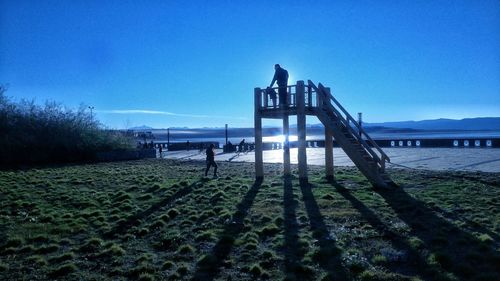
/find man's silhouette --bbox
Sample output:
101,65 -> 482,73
205,143 -> 218,178
239,139 -> 245,152
270,64 -> 289,107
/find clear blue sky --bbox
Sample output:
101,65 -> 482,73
1,0 -> 499,129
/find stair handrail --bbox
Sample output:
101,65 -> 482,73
317,82 -> 390,167
308,80 -> 390,170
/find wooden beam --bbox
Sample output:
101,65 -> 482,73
283,114 -> 291,176
296,80 -> 308,183
254,87 -> 263,180
325,127 -> 334,181
323,87 -> 334,181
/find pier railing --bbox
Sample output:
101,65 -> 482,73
256,84 -> 321,109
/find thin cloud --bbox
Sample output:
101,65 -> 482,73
97,109 -> 247,120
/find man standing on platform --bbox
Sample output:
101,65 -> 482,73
270,64 -> 289,108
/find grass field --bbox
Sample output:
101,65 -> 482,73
0,159 -> 498,281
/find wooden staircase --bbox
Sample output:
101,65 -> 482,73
308,80 -> 396,188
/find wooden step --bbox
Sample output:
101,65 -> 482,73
314,99 -> 394,189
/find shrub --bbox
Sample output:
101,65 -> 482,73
0,87 -> 133,167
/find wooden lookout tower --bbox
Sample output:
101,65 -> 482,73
254,80 -> 395,188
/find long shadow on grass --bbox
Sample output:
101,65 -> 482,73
376,186 -> 499,280
425,175 -> 500,242
191,179 -> 262,281
333,182 -> 439,280
299,181 -> 350,281
104,180 -> 203,239
282,176 -> 311,280
431,205 -> 500,243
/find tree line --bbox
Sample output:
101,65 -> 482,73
0,85 -> 132,167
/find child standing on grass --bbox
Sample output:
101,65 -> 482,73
205,144 -> 218,178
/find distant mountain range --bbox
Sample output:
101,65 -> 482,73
365,117 -> 500,131
129,125 -> 154,131
128,117 -> 500,137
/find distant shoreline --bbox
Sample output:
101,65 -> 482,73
146,134 -> 500,148
131,127 -> 500,143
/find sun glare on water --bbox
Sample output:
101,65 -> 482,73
263,135 -> 298,144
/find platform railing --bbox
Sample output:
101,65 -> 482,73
257,83 -> 320,109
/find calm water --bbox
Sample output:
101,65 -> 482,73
160,131 -> 500,144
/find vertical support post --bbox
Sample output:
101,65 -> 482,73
167,128 -> 170,151
325,87 -> 331,108
225,124 -> 228,145
254,88 -> 264,181
325,127 -> 334,181
307,84 -> 312,107
296,81 -> 308,184
316,87 -> 320,108
324,87 -> 334,181
283,114 -> 291,177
